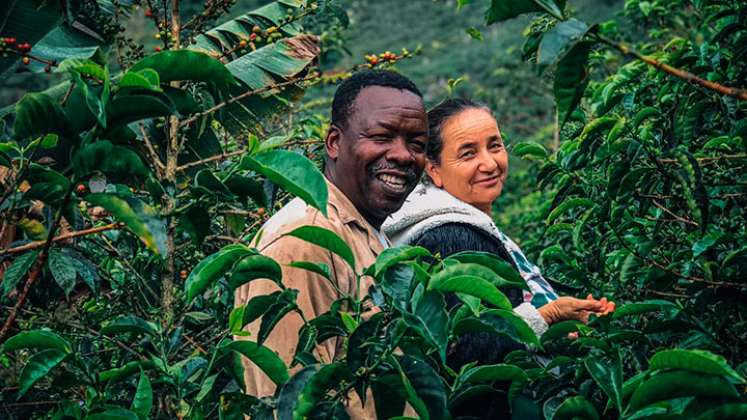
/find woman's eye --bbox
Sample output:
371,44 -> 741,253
460,151 -> 475,159
490,142 -> 504,151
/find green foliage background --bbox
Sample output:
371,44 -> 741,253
1,0 -> 746,419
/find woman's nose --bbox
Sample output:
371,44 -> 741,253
478,149 -> 498,172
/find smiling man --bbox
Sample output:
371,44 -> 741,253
234,70 -> 427,416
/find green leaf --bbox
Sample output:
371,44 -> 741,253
554,41 -> 594,126
228,254 -> 283,289
649,349 -> 744,384
547,197 -> 595,224
460,363 -> 527,384
284,225 -> 355,270
584,355 -> 623,411
57,58 -> 106,80
241,150 -> 328,216
512,142 -> 548,159
18,349 -> 68,397
292,363 -> 354,420
258,288 -> 298,345
277,365 -> 318,420
105,92 -> 172,127
2,250 -> 40,298
48,247 -> 78,297
73,140 -> 148,180
13,91 -> 74,139
612,300 -> 677,319
371,374 -> 408,420
454,309 -> 540,347
222,340 -> 289,386
466,27 -> 483,41
86,193 -> 167,255
120,69 -> 162,92
445,252 -> 527,288
630,370 -> 739,410
485,0 -> 566,23
541,320 -> 585,344
397,355 -> 450,420
694,403 -> 747,420
101,316 -> 159,337
129,50 -> 235,94
552,395 -> 599,420
179,205 -> 211,246
428,263 -> 512,309
367,245 -> 431,278
537,18 -> 589,66
85,409 -> 141,420
2,329 -> 71,354
0,1 -> 62,77
25,164 -> 70,204
185,244 -> 254,302
99,360 -> 157,383
288,261 -> 332,280
412,291 -> 449,360
131,371 -> 153,419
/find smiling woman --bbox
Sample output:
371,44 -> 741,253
383,98 -> 614,417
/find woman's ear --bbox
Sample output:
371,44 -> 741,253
425,160 -> 444,188
325,124 -> 341,160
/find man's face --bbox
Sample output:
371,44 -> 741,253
326,86 -> 428,228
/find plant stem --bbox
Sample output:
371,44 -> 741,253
0,223 -> 123,256
594,34 -> 747,101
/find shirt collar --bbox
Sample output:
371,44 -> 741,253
325,178 -> 390,255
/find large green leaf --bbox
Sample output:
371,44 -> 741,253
101,315 -> 159,337
444,252 -> 527,289
292,363 -> 354,420
367,245 -> 431,278
25,164 -> 70,204
241,150 -> 328,216
584,355 -> 623,411
453,309 -> 539,347
85,409 -> 141,420
537,18 -> 589,66
72,140 -> 148,180
129,50 -> 235,94
485,0 -> 566,24
428,263 -> 512,309
13,92 -> 73,139
552,395 -> 599,420
277,365 -> 318,420
28,25 -> 101,73
18,349 -> 68,397
228,254 -> 283,289
131,370 -> 152,419
86,193 -> 167,255
222,340 -> 289,386
48,247 -> 78,297
612,300 -> 677,319
649,349 -> 745,384
258,288 -> 298,345
283,225 -> 355,269
99,360 -> 157,383
230,292 -> 281,333
629,370 -> 739,410
554,41 -> 594,126
0,0 -> 62,77
185,244 -> 255,302
458,363 -> 529,406
1,329 -> 71,354
397,355 -> 451,420
2,250 -> 40,298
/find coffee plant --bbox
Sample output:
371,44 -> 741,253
0,0 -> 745,419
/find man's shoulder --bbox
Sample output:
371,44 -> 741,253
254,198 -> 343,247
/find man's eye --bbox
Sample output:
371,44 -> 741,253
409,140 -> 426,152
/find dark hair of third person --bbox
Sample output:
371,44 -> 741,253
330,70 -> 422,129
426,98 -> 492,165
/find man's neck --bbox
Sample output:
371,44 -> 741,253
324,169 -> 384,230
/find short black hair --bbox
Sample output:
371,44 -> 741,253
331,70 -> 422,129
426,98 -> 492,165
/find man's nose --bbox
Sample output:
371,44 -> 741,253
387,137 -> 415,165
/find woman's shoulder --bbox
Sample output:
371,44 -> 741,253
413,222 -> 506,257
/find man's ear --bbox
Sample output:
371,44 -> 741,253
425,161 -> 444,188
325,124 -> 342,160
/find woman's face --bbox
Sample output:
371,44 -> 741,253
426,108 -> 508,214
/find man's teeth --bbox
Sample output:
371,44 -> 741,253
377,174 -> 407,188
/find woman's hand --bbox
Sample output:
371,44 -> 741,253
538,296 -> 607,325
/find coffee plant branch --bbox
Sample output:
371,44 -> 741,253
138,122 -> 166,177
0,223 -> 124,257
0,199 -> 68,341
595,34 -> 747,101
175,148 -> 247,172
178,74 -> 317,128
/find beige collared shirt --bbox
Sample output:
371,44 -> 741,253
234,178 -> 385,417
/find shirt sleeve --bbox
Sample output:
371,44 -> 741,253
234,235 -> 343,397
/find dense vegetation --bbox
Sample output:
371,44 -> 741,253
1,0 -> 745,419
